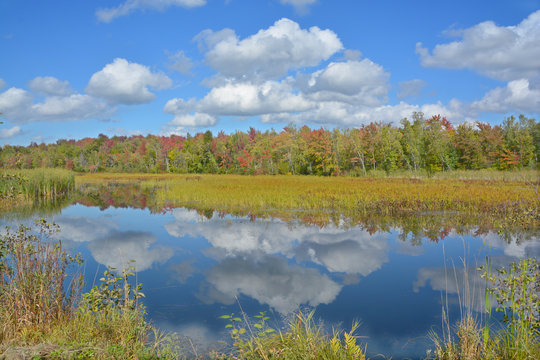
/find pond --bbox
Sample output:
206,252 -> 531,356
1,186 -> 539,359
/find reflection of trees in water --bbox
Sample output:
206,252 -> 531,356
73,183 -> 157,211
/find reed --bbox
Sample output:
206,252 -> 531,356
0,169 -> 75,200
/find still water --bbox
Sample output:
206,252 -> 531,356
2,199 -> 539,359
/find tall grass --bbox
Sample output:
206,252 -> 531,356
0,220 -> 83,343
429,256 -> 540,360
0,220 -> 182,359
1,169 -> 75,198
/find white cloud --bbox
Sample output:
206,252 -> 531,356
261,99 -> 472,127
397,79 -> 427,99
300,60 -> 390,106
343,49 -> 362,61
471,79 -> 540,113
416,10 -> 540,81
164,59 -> 392,127
86,58 -> 172,105
0,78 -> 5,90
200,18 -> 342,79
28,76 -> 74,96
169,113 -> 217,127
199,80 -> 313,116
32,94 -> 109,121
96,0 -> 207,23
0,88 -> 33,121
279,0 -> 317,14
0,86 -> 110,124
167,50 -> 194,75
0,126 -> 22,139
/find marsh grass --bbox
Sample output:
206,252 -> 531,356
0,169 -> 75,217
1,169 -> 75,199
77,172 -> 539,230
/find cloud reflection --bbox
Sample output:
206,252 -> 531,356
202,256 -> 342,314
53,215 -> 173,272
165,208 -> 390,276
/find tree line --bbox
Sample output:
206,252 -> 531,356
1,113 -> 538,175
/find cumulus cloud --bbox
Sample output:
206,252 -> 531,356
169,112 -> 217,127
0,78 -> 5,90
300,59 -> 390,106
88,230 -> 173,272
261,98 -> 472,127
471,79 -> 540,113
86,58 -> 172,105
203,256 -> 342,313
28,76 -> 74,96
0,86 -> 109,124
165,18 -> 496,128
200,80 -> 313,116
0,87 -> 34,121
0,126 -> 22,139
164,58 -> 393,127
397,79 -> 427,99
96,0 -> 206,23
200,18 -> 342,79
32,94 -> 109,121
416,10 -> 540,81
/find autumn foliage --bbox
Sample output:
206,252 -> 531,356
1,114 -> 538,175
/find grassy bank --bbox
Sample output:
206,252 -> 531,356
76,172 -> 540,230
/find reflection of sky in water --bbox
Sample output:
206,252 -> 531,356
2,205 -> 538,359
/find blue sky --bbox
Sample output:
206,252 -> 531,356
1,0 -> 539,145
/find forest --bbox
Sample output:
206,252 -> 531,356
1,113 -> 538,175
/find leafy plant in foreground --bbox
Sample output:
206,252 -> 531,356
218,310 -> 366,360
